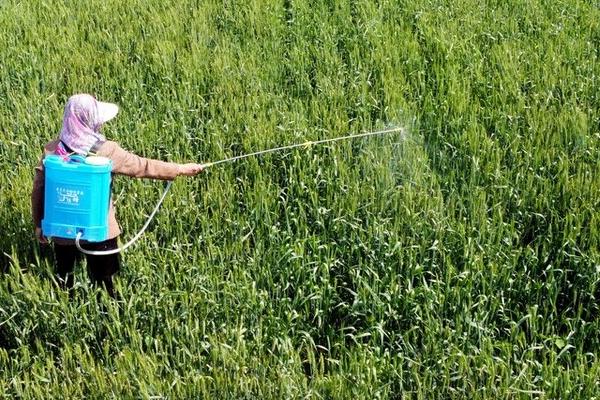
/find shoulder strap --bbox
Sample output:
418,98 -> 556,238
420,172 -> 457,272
89,139 -> 106,155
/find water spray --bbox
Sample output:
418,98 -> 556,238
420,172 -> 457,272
75,126 -> 404,255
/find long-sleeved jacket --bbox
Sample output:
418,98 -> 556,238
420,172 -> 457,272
32,139 -> 180,243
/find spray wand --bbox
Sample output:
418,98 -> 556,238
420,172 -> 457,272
75,126 -> 403,255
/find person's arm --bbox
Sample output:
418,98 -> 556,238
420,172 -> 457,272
31,160 -> 48,243
98,141 -> 203,179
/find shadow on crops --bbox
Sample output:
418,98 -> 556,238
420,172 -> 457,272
1,239 -> 55,286
0,247 -> 121,361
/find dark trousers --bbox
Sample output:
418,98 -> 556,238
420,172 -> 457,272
54,238 -> 120,298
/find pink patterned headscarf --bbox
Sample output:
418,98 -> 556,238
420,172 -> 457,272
56,94 -> 119,155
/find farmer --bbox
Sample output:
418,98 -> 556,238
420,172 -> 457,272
31,93 -> 204,298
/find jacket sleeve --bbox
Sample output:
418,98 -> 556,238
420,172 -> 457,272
101,141 -> 181,180
31,160 -> 45,228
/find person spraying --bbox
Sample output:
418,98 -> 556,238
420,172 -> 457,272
31,94 -> 204,298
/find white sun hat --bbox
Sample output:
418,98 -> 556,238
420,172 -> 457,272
97,100 -> 119,123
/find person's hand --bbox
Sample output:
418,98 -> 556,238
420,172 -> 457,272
178,163 -> 204,177
35,227 -> 48,244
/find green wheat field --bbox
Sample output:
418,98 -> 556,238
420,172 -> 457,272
1,0 -> 599,398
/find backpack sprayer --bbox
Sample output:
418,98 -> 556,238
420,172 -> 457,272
42,155 -> 113,241
41,126 -> 403,256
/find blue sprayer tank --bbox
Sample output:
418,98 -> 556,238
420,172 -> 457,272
42,154 -> 112,242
